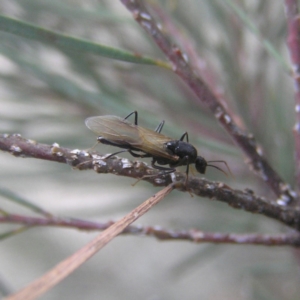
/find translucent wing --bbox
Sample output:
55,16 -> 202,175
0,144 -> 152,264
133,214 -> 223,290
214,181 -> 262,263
136,127 -> 178,161
85,115 -> 178,161
85,115 -> 141,145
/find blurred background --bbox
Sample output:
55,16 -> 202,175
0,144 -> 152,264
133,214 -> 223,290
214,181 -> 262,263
0,0 -> 299,299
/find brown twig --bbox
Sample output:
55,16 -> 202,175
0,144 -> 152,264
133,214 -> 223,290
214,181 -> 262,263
149,4 -> 221,91
5,184 -> 175,300
1,134 -> 300,230
284,0 -> 300,192
119,0 -> 297,205
1,213 -> 300,247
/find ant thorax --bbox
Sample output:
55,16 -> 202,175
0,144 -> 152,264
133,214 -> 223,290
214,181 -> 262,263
165,140 -> 198,162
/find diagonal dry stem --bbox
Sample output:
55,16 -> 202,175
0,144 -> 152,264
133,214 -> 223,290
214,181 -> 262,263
5,184 -> 175,300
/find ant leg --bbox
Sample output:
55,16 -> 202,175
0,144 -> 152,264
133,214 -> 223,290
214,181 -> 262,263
132,159 -> 176,187
96,137 -> 131,158
128,150 -> 152,158
155,120 -> 165,133
179,132 -> 189,142
98,149 -> 151,161
124,111 -> 165,133
132,159 -> 176,186
97,138 -> 152,159
131,158 -> 174,187
170,156 -> 190,181
97,137 -> 131,148
169,156 -> 189,168
124,111 -> 138,125
104,150 -> 129,159
185,163 -> 190,180
123,111 -> 164,133
74,149 -> 128,170
150,159 -> 192,194
151,159 -> 176,174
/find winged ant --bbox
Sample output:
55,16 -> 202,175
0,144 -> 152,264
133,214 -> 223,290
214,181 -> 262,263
85,111 -> 229,179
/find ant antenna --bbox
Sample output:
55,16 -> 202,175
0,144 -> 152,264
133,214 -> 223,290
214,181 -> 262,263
207,160 -> 232,177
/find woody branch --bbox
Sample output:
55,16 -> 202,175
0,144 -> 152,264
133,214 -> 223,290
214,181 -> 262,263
284,0 -> 300,191
1,133 -> 300,230
1,213 -> 300,247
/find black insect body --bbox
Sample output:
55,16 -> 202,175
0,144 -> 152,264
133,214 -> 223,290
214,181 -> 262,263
85,111 -> 225,177
165,139 -> 209,173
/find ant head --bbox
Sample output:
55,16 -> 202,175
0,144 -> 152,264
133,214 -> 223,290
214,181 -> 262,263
195,156 -> 207,174
195,157 -> 231,176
